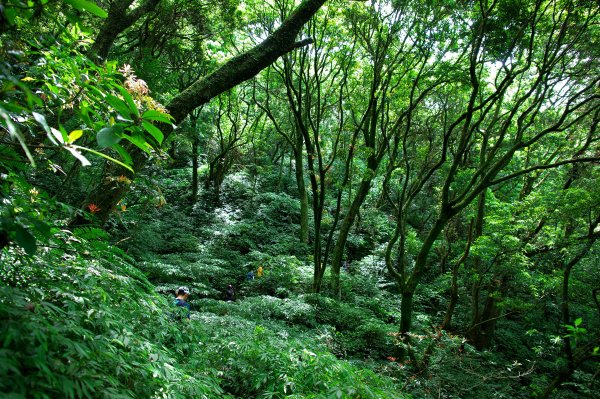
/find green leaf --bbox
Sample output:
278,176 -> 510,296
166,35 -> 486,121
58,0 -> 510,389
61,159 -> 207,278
106,95 -> 133,119
50,127 -> 65,145
32,111 -> 50,134
0,107 -> 35,166
80,103 -> 94,127
113,143 -> 133,167
141,110 -> 174,124
73,145 -> 133,172
97,127 -> 121,148
574,317 -> 582,327
141,121 -> 164,144
4,7 -> 17,25
116,86 -> 139,118
63,0 -> 108,18
123,133 -> 151,154
14,224 -> 37,255
68,130 -> 84,143
30,219 -> 52,238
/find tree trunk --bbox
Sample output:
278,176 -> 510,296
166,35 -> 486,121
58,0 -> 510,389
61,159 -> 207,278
539,237 -> 598,398
191,134 -> 199,203
399,290 -> 415,339
400,216 -> 450,336
330,176 -> 374,298
166,0 -> 327,123
294,145 -> 309,244
442,268 -> 459,330
471,289 -> 500,350
72,145 -> 147,224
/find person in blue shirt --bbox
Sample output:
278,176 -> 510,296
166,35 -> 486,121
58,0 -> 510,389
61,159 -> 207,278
173,286 -> 191,320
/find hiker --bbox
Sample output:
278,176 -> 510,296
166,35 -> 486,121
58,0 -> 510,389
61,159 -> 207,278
256,265 -> 263,277
173,286 -> 191,320
246,270 -> 255,280
225,284 -> 235,302
342,260 -> 349,272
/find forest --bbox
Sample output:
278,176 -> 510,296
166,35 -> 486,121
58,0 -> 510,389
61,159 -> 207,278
1,0 -> 599,398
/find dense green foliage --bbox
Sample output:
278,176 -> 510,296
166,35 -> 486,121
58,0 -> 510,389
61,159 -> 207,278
1,0 -> 599,398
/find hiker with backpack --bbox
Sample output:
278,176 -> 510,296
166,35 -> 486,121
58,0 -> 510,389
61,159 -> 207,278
173,286 -> 191,320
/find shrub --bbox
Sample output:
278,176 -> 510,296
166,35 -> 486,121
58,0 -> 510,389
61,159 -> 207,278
0,230 -> 225,399
234,295 -> 318,327
198,317 -> 407,399
244,255 -> 309,298
303,294 -> 366,331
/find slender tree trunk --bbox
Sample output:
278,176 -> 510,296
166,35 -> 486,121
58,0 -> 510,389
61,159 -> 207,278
191,134 -> 199,203
0,231 -> 8,253
470,278 -> 482,336
441,223 -> 472,330
472,285 -> 501,350
169,140 -> 177,160
330,176 -> 373,298
536,211 -> 599,398
442,266 -> 460,330
399,290 -> 415,340
330,90 -> 381,297
468,191 -> 487,342
400,215 -> 449,335
292,128 -> 309,244
294,146 -> 309,244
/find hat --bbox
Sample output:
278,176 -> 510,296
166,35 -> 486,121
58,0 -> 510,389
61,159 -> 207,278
177,286 -> 190,295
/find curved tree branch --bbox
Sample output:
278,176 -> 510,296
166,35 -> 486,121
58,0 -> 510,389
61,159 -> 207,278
488,157 -> 600,187
166,0 -> 327,124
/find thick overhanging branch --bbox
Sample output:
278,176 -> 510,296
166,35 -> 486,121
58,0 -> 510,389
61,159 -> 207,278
166,0 -> 327,125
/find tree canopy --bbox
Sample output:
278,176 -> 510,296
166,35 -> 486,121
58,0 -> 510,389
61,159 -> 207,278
1,0 -> 599,398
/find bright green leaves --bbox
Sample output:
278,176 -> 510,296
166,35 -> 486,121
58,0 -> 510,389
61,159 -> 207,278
141,120 -> 164,144
82,65 -> 174,160
30,110 -> 93,166
1,0 -> 106,33
0,106 -> 36,166
68,130 -> 84,143
565,317 -> 589,348
142,110 -> 174,124
116,86 -> 140,119
63,0 -> 108,18
106,94 -> 135,121
3,27 -> 173,175
94,108 -> 172,156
